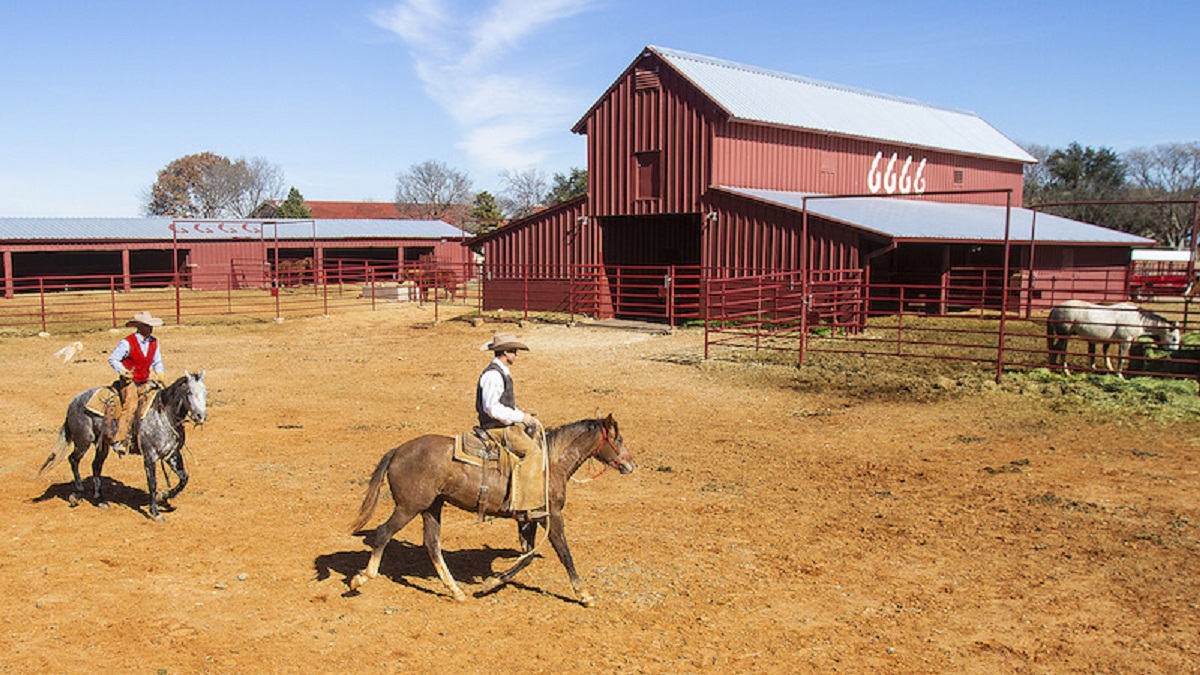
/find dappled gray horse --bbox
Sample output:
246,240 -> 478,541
1047,300 -> 1180,376
38,370 -> 208,522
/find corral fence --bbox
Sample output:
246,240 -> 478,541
6,256 -> 1200,384
704,266 -> 1200,383
0,259 -> 482,333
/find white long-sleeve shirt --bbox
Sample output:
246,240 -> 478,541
478,358 -> 525,425
108,333 -> 164,376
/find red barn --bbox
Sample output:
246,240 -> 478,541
472,46 -> 1151,319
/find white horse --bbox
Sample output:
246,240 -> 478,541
1047,300 -> 1180,376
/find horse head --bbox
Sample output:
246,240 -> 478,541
1142,310 -> 1182,351
1165,326 -> 1182,351
594,414 -> 635,474
182,369 -> 209,424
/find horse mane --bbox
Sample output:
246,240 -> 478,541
1138,308 -> 1176,328
150,375 -> 191,418
544,418 -> 606,453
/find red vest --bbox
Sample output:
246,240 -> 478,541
121,334 -> 157,384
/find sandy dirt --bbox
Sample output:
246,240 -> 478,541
1,303 -> 1198,673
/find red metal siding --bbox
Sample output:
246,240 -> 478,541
583,53 -> 715,218
476,198 -> 595,273
702,191 -> 863,274
711,123 -> 1025,206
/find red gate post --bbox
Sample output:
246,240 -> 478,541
995,192 -> 1014,385
702,273 -> 711,360
273,270 -> 281,321
897,286 -> 905,356
110,276 -> 117,328
522,266 -> 529,322
322,265 -> 329,316
755,274 -> 763,352
666,265 -> 675,328
798,201 -> 811,367
38,278 -> 47,334
433,266 -> 440,325
568,264 -> 576,324
369,267 -> 377,312
174,271 -> 182,326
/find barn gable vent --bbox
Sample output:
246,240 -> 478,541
635,68 -> 660,90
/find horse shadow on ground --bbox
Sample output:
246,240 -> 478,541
314,532 -> 574,603
31,477 -> 172,521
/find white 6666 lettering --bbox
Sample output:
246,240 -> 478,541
867,152 -> 927,195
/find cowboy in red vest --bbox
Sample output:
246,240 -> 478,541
107,311 -> 166,453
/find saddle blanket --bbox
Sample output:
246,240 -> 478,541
84,386 -> 158,417
453,430 -> 515,476
84,387 -> 118,416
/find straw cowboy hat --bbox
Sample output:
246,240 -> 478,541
125,311 -> 164,328
481,332 -> 529,352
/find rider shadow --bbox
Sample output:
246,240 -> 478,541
316,534 -> 565,600
30,477 -> 170,520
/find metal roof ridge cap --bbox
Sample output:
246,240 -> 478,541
652,45 -> 980,117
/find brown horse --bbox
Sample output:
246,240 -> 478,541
349,415 -> 634,606
276,257 -> 313,287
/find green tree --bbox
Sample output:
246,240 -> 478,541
467,191 -> 504,234
1025,142 -> 1130,230
277,187 -> 312,219
547,167 -> 588,205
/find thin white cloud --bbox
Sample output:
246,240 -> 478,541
372,0 -> 596,173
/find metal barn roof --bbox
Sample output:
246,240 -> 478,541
651,46 -> 1036,164
0,218 -> 465,241
722,187 -> 1154,245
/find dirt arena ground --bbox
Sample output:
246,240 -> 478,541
1,304 -> 1198,673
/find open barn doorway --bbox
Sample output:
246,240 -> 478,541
599,213 -> 702,322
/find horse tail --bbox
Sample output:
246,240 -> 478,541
36,421 -> 71,478
350,446 -> 398,533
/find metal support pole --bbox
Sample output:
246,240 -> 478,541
996,191 -> 1014,384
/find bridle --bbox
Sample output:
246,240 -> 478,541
577,423 -> 631,481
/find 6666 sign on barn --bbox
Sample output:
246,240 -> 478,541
867,153 -> 928,195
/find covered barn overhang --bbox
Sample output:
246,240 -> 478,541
714,186 -> 1153,309
715,186 -> 1156,249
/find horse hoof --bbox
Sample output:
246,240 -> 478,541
68,493 -> 80,507
96,501 -> 110,510
579,591 -> 595,607
349,574 -> 367,591
452,592 -> 467,603
151,514 -> 165,524
480,577 -> 503,594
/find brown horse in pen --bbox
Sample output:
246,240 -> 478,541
349,415 -> 634,606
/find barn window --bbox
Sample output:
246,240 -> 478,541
953,169 -> 965,185
635,152 -> 662,200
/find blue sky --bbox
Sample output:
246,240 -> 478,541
1,0 -> 1197,217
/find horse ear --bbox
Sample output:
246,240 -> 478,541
184,369 -> 191,379
199,368 -> 206,380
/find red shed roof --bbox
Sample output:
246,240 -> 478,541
300,200 -> 469,227
304,201 -> 403,219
